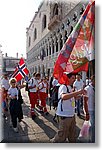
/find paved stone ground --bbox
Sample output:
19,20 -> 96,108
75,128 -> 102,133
2,88 -> 86,143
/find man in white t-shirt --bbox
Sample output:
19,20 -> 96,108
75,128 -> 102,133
83,75 -> 95,142
51,73 -> 85,143
52,78 -> 58,87
28,73 -> 39,119
73,74 -> 84,116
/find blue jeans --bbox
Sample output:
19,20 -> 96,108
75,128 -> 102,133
89,110 -> 95,142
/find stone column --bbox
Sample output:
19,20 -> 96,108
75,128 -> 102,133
62,31 -> 66,45
47,38 -> 50,59
57,34 -> 61,52
53,36 -> 56,54
50,39 -> 53,57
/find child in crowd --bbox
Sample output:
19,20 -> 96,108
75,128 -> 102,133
8,78 -> 21,132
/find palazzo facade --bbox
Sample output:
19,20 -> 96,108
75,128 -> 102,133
26,0 -> 88,77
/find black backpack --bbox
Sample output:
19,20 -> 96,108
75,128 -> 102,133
50,85 -> 69,110
25,78 -> 34,92
51,85 -> 60,108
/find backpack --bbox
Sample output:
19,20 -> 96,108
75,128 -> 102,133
25,78 -> 34,92
51,85 -> 69,110
51,85 -> 60,108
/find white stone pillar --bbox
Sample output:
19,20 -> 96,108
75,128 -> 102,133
53,37 -> 56,54
57,35 -> 61,52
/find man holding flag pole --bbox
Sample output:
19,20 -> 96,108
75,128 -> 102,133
51,0 -> 95,143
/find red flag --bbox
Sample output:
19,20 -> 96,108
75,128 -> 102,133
12,58 -> 29,82
53,1 -> 95,84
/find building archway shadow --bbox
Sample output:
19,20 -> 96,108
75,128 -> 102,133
33,116 -> 57,140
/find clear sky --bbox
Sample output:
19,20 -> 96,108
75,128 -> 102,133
0,0 -> 42,58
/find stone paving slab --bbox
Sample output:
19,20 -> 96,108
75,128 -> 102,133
2,89 -> 86,143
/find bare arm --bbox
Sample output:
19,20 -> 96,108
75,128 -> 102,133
83,96 -> 90,120
8,94 -> 17,100
61,89 -> 84,100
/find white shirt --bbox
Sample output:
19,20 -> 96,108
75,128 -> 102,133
28,77 -> 38,92
86,79 -> 91,86
37,79 -> 42,85
39,82 -> 47,93
73,79 -> 84,90
1,78 -> 10,90
85,84 -> 95,111
8,87 -> 18,100
56,85 -> 75,117
52,78 -> 58,87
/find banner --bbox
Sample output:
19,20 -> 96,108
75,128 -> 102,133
53,1 -> 95,84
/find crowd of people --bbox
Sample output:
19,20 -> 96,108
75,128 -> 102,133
0,72 -> 95,143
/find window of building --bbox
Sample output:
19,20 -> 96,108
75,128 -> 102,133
53,3 -> 58,17
69,26 -> 73,35
80,5 -> 85,15
67,18 -> 70,26
34,28 -> 37,41
49,44 -> 51,55
42,15 -> 47,31
57,28 -> 60,33
56,38 -> 58,52
60,35 -> 63,50
73,12 -> 77,22
40,48 -> 46,61
46,47 -> 48,56
64,30 -> 68,43
52,40 -> 54,54
28,36 -> 31,47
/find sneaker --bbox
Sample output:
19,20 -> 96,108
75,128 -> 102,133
77,113 -> 81,117
13,127 -> 18,133
50,138 -> 56,143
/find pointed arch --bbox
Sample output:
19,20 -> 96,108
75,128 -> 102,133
34,28 -> 37,41
42,15 -> 47,31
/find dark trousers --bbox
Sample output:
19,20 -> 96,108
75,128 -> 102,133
9,99 -> 21,128
18,103 -> 23,121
